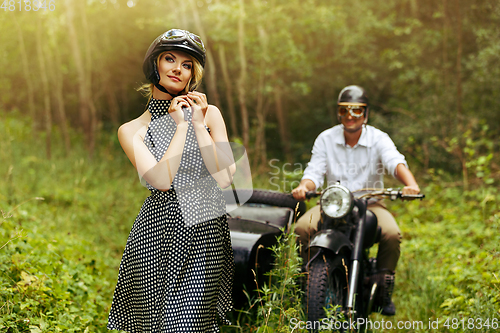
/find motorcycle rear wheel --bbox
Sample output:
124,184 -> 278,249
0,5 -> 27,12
307,254 -> 349,330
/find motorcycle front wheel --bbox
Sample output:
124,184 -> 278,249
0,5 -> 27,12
306,253 -> 349,329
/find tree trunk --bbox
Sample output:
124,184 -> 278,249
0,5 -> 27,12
106,85 -> 120,125
81,1 -> 98,156
455,0 -> 466,189
46,37 -> 71,154
253,27 -> 268,172
275,83 -> 292,162
189,0 -> 221,107
65,0 -> 89,139
218,45 -> 239,138
442,0 -> 450,92
100,28 -> 120,125
173,4 -> 189,30
410,0 -> 418,16
13,16 -> 38,132
455,0 -> 463,122
422,142 -> 429,171
36,18 -> 52,159
238,0 -> 250,149
65,0 -> 96,156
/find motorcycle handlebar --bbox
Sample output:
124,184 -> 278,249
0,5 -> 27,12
305,191 -> 320,199
373,189 -> 425,201
400,193 -> 425,199
291,189 -> 425,201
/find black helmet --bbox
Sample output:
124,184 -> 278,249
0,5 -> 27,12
337,85 -> 370,124
337,85 -> 369,106
143,29 -> 206,86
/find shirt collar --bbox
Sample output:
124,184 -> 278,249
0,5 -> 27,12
335,125 -> 371,147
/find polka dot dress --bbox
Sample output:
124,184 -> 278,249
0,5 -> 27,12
107,98 -> 234,332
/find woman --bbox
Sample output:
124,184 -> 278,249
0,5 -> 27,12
107,29 -> 235,332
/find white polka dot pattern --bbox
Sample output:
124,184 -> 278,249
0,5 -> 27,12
142,99 -> 226,228
107,98 -> 234,332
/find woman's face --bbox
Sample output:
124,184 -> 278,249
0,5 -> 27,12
157,50 -> 193,94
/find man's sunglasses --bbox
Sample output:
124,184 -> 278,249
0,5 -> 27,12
338,105 -> 366,118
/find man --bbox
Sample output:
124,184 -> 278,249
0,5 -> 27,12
292,85 -> 420,316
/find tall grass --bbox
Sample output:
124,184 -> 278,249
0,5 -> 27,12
1,112 -> 138,332
369,183 -> 500,332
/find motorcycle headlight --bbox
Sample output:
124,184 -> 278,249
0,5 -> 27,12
320,184 -> 353,219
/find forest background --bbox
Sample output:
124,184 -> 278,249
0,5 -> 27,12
0,0 -> 499,332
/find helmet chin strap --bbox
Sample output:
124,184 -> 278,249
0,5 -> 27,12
154,82 -> 183,98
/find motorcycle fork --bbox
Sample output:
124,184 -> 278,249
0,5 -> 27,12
347,199 -> 368,313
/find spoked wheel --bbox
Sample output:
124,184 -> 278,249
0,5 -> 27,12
307,254 -> 349,331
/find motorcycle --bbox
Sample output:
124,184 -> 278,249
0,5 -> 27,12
224,185 -> 423,332
304,184 -> 424,331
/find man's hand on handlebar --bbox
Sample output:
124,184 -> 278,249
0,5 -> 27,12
292,184 -> 309,201
292,179 -> 316,201
402,184 -> 420,196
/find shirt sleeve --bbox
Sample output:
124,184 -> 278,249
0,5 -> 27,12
302,134 -> 327,190
377,132 -> 408,178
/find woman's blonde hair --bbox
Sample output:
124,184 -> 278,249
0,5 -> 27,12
138,51 -> 204,104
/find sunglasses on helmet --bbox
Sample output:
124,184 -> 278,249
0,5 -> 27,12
161,29 -> 206,53
338,105 -> 366,118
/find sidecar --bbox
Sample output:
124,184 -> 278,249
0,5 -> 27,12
223,189 -> 306,308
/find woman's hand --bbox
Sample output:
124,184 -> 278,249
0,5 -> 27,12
168,96 -> 190,125
187,91 -> 208,125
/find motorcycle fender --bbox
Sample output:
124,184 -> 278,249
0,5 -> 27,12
307,229 -> 352,255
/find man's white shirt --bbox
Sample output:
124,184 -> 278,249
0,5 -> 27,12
302,124 -> 408,192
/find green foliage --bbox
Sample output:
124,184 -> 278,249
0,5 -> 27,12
378,177 -> 500,332
426,119 -> 498,188
0,112 -> 133,332
0,209 -> 112,332
252,226 -> 305,332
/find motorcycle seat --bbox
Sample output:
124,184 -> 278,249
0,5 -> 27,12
227,204 -> 295,230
